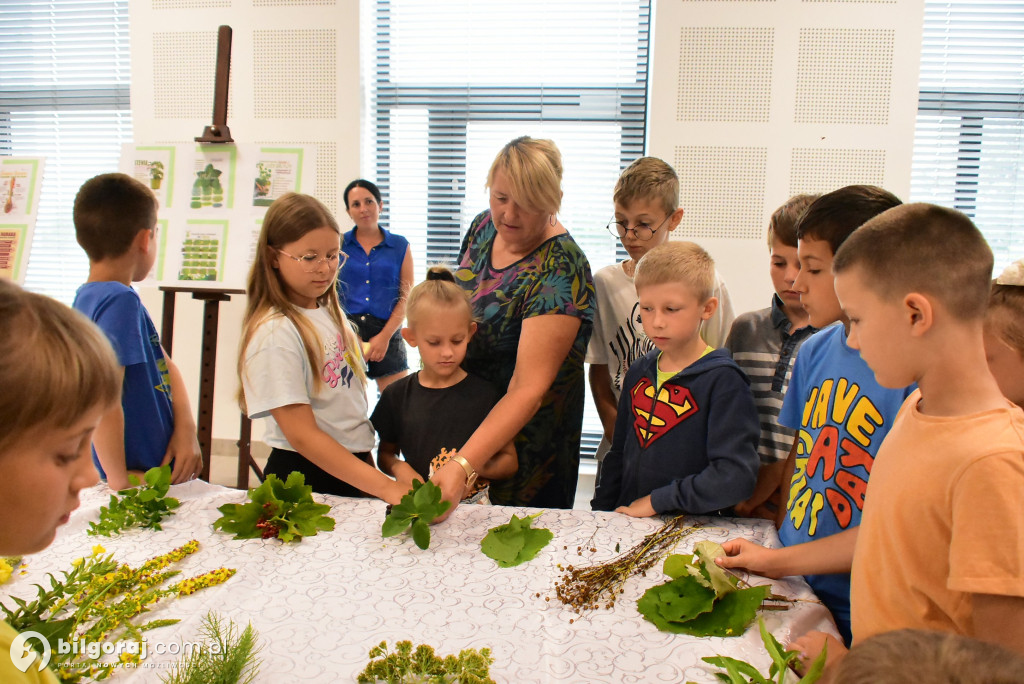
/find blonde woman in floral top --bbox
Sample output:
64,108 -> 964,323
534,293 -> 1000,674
431,136 -> 594,514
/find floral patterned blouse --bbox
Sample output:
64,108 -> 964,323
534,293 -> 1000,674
455,209 -> 595,508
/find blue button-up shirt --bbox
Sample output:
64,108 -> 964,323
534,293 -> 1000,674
337,227 -> 409,319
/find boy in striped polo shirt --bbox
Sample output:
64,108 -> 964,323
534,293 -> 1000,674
724,194 -> 819,519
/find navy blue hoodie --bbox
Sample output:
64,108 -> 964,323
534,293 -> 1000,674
592,348 -> 760,514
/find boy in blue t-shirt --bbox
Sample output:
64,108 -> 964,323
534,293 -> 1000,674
591,241 -> 759,516
718,185 -> 915,644
72,173 -> 202,491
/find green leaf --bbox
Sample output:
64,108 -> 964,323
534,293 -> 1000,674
693,540 -> 737,596
663,553 -> 693,580
796,641 -> 828,684
212,471 -> 333,542
672,585 -> 770,638
480,512 -> 553,567
758,617 -> 789,675
411,519 -> 431,550
702,656 -> 771,684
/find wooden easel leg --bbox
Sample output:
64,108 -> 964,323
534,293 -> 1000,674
196,297 -> 222,482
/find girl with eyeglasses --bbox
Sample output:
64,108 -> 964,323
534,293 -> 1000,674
237,192 -> 411,502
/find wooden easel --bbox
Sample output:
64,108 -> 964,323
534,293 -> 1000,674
156,24 -> 262,490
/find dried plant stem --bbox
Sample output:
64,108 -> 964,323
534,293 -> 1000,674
553,516 -> 702,615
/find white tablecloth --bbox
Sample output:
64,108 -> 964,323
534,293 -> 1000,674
2,480 -> 838,682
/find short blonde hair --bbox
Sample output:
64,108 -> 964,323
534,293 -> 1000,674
833,629 -> 1024,684
0,279 -> 120,454
613,157 -> 679,215
487,136 -> 562,215
987,279 -> 1024,356
633,241 -> 715,301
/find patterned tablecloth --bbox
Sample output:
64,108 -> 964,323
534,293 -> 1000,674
2,480 -> 839,683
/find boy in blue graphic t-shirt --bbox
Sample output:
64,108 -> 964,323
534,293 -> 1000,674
72,173 -> 202,491
718,186 -> 915,644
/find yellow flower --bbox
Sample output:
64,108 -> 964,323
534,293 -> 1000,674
71,557 -> 84,567
91,544 -> 106,557
0,558 -> 11,585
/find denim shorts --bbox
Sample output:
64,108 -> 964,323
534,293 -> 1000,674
347,312 -> 409,379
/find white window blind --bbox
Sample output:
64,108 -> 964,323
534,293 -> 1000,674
0,0 -> 132,304
361,0 -> 650,458
912,0 -> 1024,272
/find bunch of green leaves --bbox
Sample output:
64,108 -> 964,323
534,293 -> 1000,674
88,465 -> 180,536
0,541 -> 235,682
356,640 -> 494,684
213,471 -> 335,542
381,480 -> 450,550
160,612 -> 262,684
693,618 -> 827,684
637,541 -> 770,637
480,512 -> 553,567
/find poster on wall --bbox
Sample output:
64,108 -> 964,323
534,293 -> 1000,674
0,157 -> 45,283
120,143 -> 317,290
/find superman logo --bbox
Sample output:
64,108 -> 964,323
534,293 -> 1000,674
630,377 -> 699,447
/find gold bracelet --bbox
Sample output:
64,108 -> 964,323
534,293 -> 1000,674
451,454 -> 478,489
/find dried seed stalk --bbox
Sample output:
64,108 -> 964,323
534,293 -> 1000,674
553,516 -> 701,615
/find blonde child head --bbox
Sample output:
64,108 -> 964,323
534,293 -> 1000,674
239,192 -> 366,412
634,240 -> 716,302
0,280 -> 120,554
405,265 -> 475,328
614,157 -> 679,216
985,259 -> 1024,406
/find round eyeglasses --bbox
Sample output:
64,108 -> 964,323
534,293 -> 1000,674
605,215 -> 671,242
276,249 -> 348,272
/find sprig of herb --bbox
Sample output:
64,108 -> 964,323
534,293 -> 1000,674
0,541 -> 235,682
481,512 -> 553,567
160,612 -> 262,684
356,640 -> 494,684
693,617 -> 827,684
382,480 -> 451,550
88,466 -> 180,536
213,471 -> 335,542
553,516 -> 699,615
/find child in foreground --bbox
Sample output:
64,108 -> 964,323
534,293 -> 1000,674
587,157 -> 735,478
237,192 -> 407,504
591,241 -> 759,517
723,204 -> 1024,664
0,280 -> 120,683
72,173 -> 202,491
371,267 -> 517,503
725,194 -> 818,519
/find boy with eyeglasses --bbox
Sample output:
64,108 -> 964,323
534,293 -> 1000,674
72,173 -> 203,491
586,157 -> 735,479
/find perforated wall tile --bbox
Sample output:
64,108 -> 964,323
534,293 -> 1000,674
795,28 -> 894,125
153,31 -> 220,119
675,146 -> 767,239
789,148 -> 887,195
153,0 -> 230,8
677,27 -> 774,123
253,30 -> 337,119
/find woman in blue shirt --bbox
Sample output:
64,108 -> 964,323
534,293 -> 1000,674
337,179 -> 414,391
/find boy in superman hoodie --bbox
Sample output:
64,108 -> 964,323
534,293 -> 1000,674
592,241 -> 760,517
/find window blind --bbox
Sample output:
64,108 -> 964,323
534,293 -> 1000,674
362,0 -> 650,458
0,0 -> 132,304
912,0 -> 1024,272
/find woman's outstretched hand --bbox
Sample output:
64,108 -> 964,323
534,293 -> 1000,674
429,460 -> 467,523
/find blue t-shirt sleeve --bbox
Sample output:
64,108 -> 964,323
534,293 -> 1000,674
90,289 -> 149,367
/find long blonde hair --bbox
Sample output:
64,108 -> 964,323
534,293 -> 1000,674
238,193 -> 366,413
0,279 -> 120,454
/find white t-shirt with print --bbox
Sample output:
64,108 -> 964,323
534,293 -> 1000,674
242,306 -> 375,453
